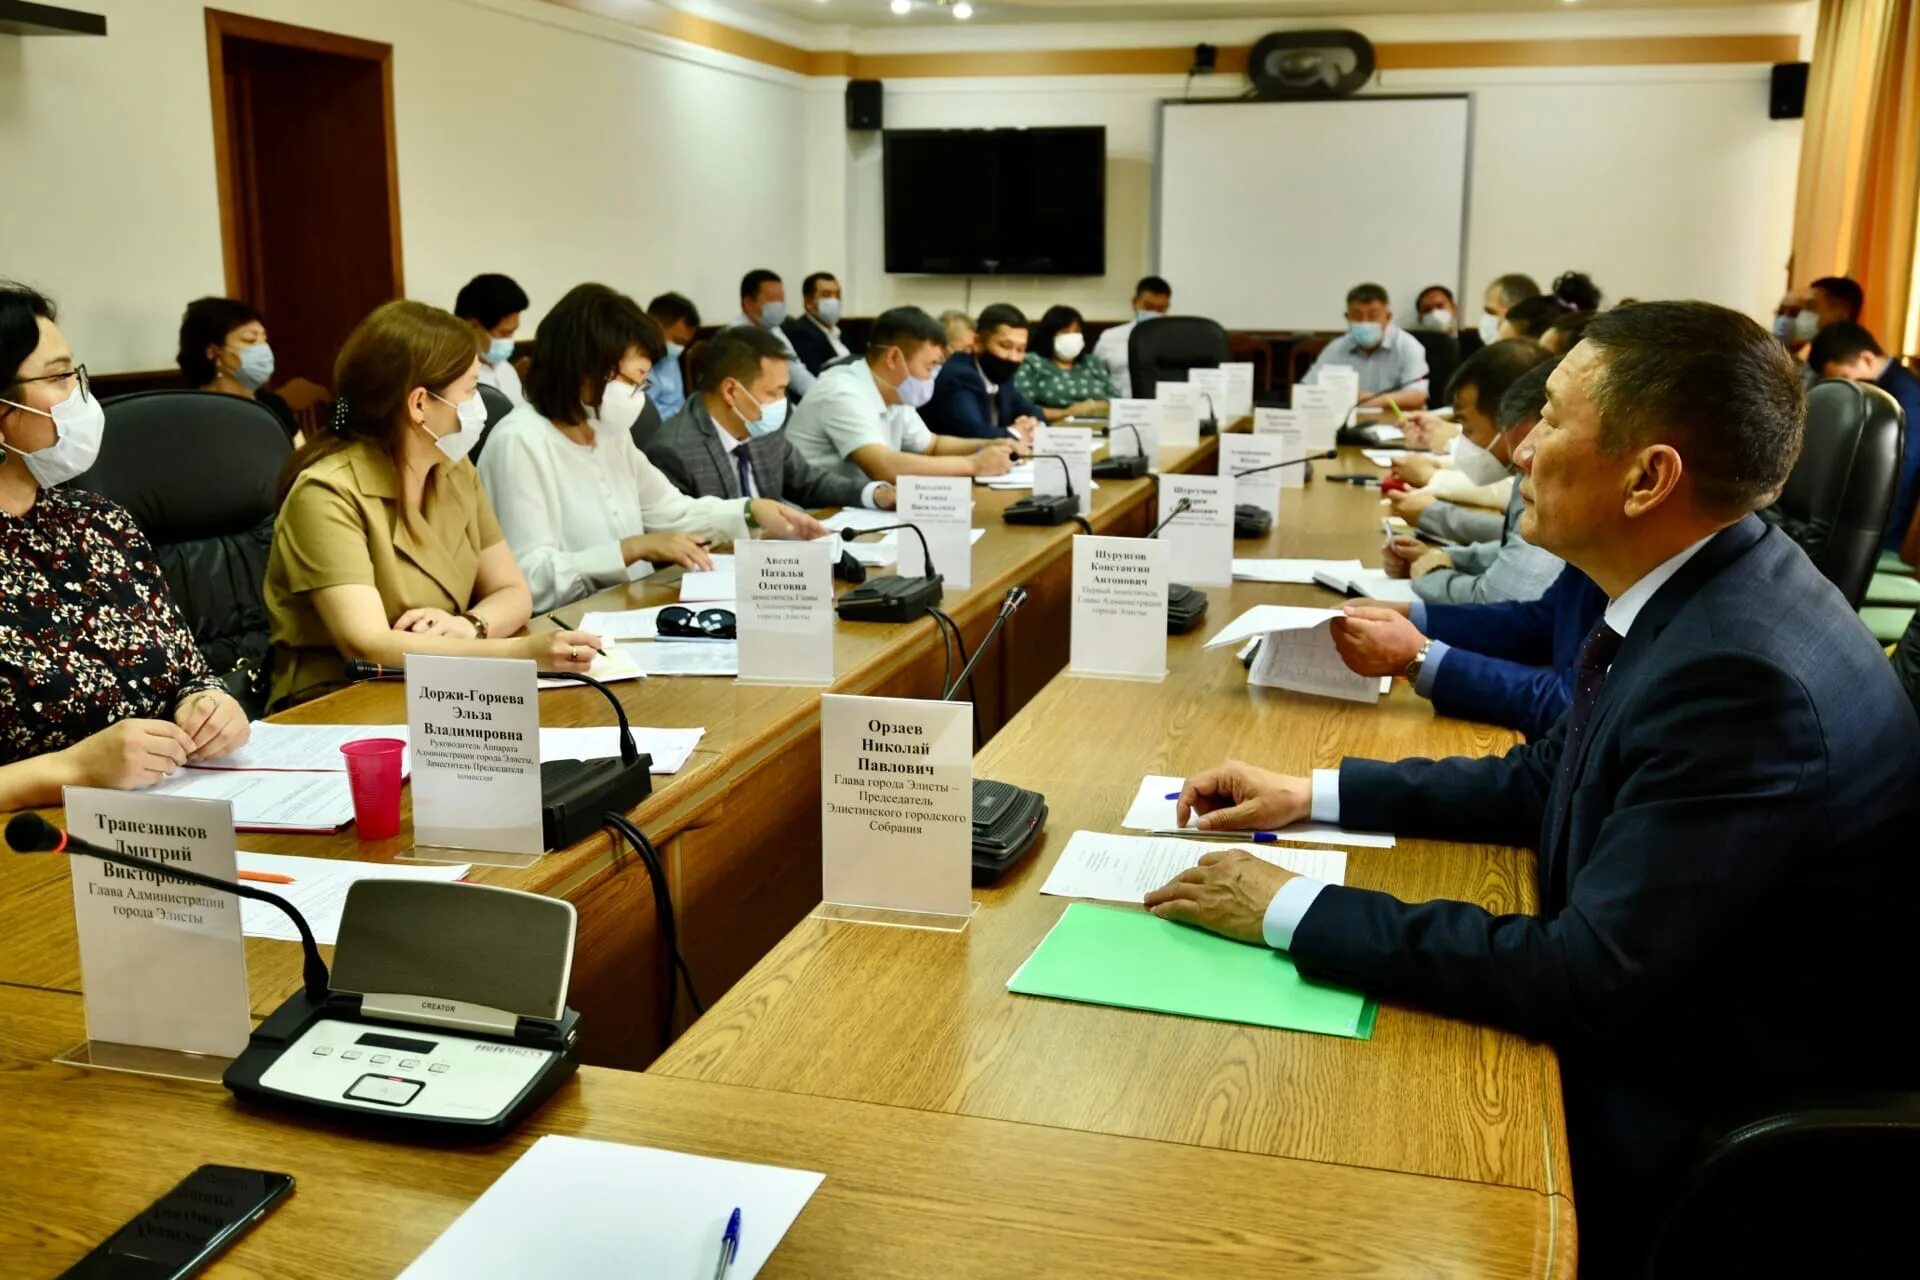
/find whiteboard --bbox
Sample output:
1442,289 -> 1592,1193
1157,97 -> 1471,331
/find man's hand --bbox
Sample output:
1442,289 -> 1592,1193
1392,454 -> 1442,487
1175,760 -> 1311,832
1380,535 -> 1426,579
1410,548 -> 1453,579
969,443 -> 1015,477
1144,849 -> 1297,946
174,689 -> 251,761
872,484 -> 897,511
1331,605 -> 1426,676
1386,488 -> 1438,523
750,499 -> 830,541
1010,416 -> 1041,445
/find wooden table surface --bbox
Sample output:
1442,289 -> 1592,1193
0,985 -> 1571,1279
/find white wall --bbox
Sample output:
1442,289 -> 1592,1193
0,0 -> 813,372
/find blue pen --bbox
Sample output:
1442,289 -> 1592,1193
712,1207 -> 741,1279
1149,828 -> 1279,844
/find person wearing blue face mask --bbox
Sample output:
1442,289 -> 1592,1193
1091,274 -> 1173,398
454,272 -> 530,409
784,272 -> 851,378
177,296 -> 299,442
644,291 -> 701,420
647,327 -> 894,513
1303,282 -> 1431,413
733,268 -> 815,399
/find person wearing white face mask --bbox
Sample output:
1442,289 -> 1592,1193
1304,282 -> 1430,413
479,284 -> 828,613
644,291 -> 701,420
784,272 -> 851,378
177,296 -> 300,442
265,300 -> 596,709
733,268 -> 815,399
1475,272 -> 1542,353
785,305 -> 1019,491
1413,284 -> 1458,336
647,327 -> 895,512
1015,304 -> 1119,422
454,273 -> 529,409
0,282 -> 254,808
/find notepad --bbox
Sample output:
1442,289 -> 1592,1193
1008,902 -> 1376,1039
536,646 -> 644,688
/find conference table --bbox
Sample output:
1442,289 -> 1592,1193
0,432 -> 1576,1276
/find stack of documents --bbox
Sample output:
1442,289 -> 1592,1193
1201,605 -> 1380,703
1038,830 -> 1345,903
234,852 -> 469,944
151,769 -> 357,833
1310,565 -> 1417,604
630,641 -> 739,677
398,1135 -> 823,1279
1231,558 -> 1366,585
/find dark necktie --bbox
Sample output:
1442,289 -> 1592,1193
1542,620 -> 1623,866
734,446 -> 754,500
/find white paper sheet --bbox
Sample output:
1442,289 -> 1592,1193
1120,774 -> 1396,848
579,606 -> 671,641
1361,450 -> 1407,467
197,722 -> 409,774
1231,558 -> 1367,585
536,646 -> 645,689
234,852 -> 469,945
397,1134 -> 824,1280
678,554 -> 738,602
822,507 -> 902,534
630,641 -> 740,677
1312,567 -> 1418,604
1248,619 -> 1382,704
538,726 -> 705,774
148,769 -> 357,832
839,528 -> 985,568
1203,604 -> 1346,650
1038,830 -> 1346,903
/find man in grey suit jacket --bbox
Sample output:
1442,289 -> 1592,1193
645,327 -> 894,513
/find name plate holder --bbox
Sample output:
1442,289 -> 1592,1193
812,693 -> 977,933
407,654 -> 545,869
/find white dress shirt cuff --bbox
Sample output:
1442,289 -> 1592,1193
1309,768 -> 1341,825
576,540 -> 629,590
1261,876 -> 1329,951
859,481 -> 887,510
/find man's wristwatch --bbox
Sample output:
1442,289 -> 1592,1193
1403,639 -> 1432,683
460,611 -> 489,640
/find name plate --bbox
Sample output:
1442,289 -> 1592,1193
1254,409 -> 1309,488
408,654 -> 543,855
897,474 -> 974,590
1188,368 -> 1228,426
1222,433 -> 1287,524
1155,381 -> 1201,447
820,694 -> 973,917
1158,474 -> 1234,587
1107,400 -> 1161,474
1070,535 -> 1169,682
1291,385 -> 1338,453
1035,424 -> 1094,517
1222,362 -> 1255,419
1316,366 -> 1361,418
65,787 -> 250,1058
737,538 -> 835,686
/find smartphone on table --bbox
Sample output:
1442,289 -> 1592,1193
60,1164 -> 294,1279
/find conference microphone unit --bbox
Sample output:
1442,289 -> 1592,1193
1003,453 -> 1083,528
1146,498 -> 1210,634
1092,422 -> 1150,480
342,658 -> 652,850
834,522 -> 944,622
7,812 -> 332,1002
936,588 -> 1050,884
1229,450 -> 1337,538
1197,390 -> 1219,438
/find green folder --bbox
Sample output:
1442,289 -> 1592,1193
1008,902 -> 1377,1040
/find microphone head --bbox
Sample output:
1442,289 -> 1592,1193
6,812 -> 61,853
343,659 -> 385,682
1321,448 -> 1338,459
840,528 -> 858,542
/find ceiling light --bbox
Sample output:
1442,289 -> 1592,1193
953,1 -> 973,16
891,0 -> 910,13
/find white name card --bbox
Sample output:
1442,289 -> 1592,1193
1291,385 -> 1339,453
1222,434 -> 1286,525
1035,425 -> 1094,517
1158,474 -> 1234,587
1069,535 -> 1169,682
1107,400 -> 1161,474
1254,409 -> 1309,488
1315,366 -> 1361,417
897,474 -> 974,590
1188,368 -> 1228,427
1222,362 -> 1256,419
1155,381 -> 1201,448
820,694 -> 973,917
736,537 -> 835,686
65,787 -> 250,1058
408,654 -> 543,855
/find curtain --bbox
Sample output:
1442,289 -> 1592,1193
1789,0 -> 1920,352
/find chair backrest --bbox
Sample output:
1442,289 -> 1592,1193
1127,316 -> 1230,399
1772,378 -> 1904,606
470,383 -> 515,463
73,390 -> 290,716
1408,329 -> 1461,404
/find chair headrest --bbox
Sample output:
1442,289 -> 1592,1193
478,383 -> 514,429
76,391 -> 290,541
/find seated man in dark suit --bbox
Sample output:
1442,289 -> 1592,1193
1807,321 -> 1920,551
1148,301 -> 1920,1275
782,271 -> 850,377
922,302 -> 1045,442
645,326 -> 895,513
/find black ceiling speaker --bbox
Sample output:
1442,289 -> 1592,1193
1246,30 -> 1375,100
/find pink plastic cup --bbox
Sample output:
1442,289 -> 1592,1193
341,737 -> 406,840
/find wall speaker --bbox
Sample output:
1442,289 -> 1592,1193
847,79 -> 883,130
1246,30 -> 1375,100
1770,62 -> 1809,120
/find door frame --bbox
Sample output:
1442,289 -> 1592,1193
203,8 -> 404,300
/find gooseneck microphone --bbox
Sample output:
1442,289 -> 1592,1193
6,812 -> 331,1001
840,521 -> 937,581
942,587 -> 1028,702
1147,497 -> 1194,540
836,521 -> 945,622
1003,454 -> 1083,528
1230,448 -> 1339,480
1094,421 -> 1151,481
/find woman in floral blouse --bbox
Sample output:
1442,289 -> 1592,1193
1014,304 -> 1119,422
0,283 -> 249,810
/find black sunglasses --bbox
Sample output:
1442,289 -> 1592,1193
658,606 -> 736,640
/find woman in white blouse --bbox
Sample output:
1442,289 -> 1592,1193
478,283 -> 826,612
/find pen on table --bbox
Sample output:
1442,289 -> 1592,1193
236,870 -> 295,885
1149,829 -> 1281,844
544,613 -> 607,658
712,1207 -> 741,1279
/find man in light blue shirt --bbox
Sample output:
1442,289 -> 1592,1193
1304,282 -> 1429,410
732,268 -> 815,400
644,291 -> 700,420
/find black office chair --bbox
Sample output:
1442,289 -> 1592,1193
1648,1094 -> 1920,1277
469,383 -> 515,463
74,390 -> 291,717
1762,378 -> 1904,607
1409,329 -> 1460,405
1127,316 -> 1230,400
